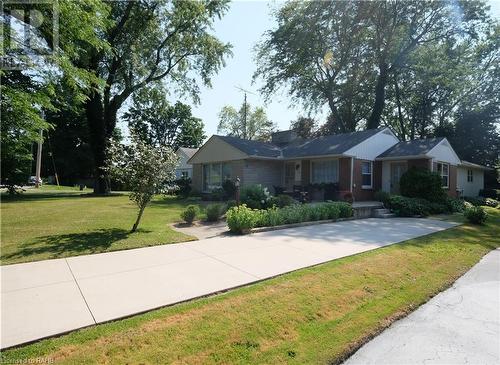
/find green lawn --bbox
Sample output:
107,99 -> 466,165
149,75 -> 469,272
1,186 -> 199,265
2,208 -> 498,364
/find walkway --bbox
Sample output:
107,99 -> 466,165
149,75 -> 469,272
344,249 -> 500,365
1,218 -> 457,349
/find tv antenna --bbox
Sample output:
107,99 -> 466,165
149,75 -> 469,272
234,86 -> 256,139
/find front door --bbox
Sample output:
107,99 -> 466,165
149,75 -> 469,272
284,162 -> 295,190
390,162 -> 407,194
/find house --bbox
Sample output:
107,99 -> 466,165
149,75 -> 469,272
187,128 -> 490,200
456,160 -> 493,197
175,147 -> 198,180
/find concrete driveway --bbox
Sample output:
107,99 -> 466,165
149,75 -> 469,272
1,218 -> 457,349
344,249 -> 500,365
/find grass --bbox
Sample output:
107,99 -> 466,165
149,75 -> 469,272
2,208 -> 499,364
1,186 -> 200,265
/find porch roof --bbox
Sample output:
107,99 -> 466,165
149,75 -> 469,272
376,138 -> 443,159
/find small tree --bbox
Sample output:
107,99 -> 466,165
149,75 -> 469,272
108,136 -> 178,232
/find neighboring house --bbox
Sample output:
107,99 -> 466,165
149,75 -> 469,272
175,147 -> 198,180
187,128 -> 490,200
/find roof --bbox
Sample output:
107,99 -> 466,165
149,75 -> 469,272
459,160 -> 494,170
377,137 -> 444,158
177,147 -> 198,159
282,128 -> 384,158
216,128 -> 385,159
216,135 -> 282,158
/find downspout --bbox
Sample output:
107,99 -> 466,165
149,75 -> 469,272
350,157 -> 354,193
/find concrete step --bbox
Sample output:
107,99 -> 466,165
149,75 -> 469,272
374,208 -> 390,214
378,213 -> 396,218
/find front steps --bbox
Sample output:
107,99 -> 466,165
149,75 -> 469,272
373,208 -> 395,218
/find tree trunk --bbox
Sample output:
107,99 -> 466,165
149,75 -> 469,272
131,204 -> 146,233
86,91 -> 111,194
393,74 -> 406,140
367,62 -> 389,130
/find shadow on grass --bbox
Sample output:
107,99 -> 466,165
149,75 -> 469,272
2,228 -> 151,262
1,191 -> 127,203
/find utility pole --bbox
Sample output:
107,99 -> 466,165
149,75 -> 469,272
35,128 -> 42,188
243,92 -> 247,139
235,86 -> 255,140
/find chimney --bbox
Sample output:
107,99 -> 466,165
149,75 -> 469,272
271,130 -> 298,146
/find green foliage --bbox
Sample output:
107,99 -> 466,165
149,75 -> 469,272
226,200 -> 238,210
464,197 -> 498,208
206,204 -> 225,222
124,87 -> 205,150
386,196 -> 430,217
479,189 -> 499,199
269,194 -> 296,208
400,168 -> 446,203
217,102 -> 275,141
240,184 -> 271,209
226,205 -> 258,234
181,205 -> 198,224
464,206 -> 488,225
108,136 -> 178,232
222,180 -> 237,200
175,178 -> 192,198
290,117 -> 317,139
227,202 -> 353,233
484,198 -> 499,208
445,197 -> 466,213
374,190 -> 391,205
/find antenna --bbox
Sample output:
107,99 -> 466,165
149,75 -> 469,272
234,86 -> 256,139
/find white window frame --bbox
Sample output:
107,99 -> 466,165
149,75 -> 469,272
467,169 -> 473,183
437,162 -> 449,188
361,161 -> 373,189
310,159 -> 339,184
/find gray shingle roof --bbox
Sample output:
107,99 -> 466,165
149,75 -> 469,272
377,137 -> 443,158
217,128 -> 385,159
282,128 -> 384,158
178,147 -> 198,158
216,135 -> 282,158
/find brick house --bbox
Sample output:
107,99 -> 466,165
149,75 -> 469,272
187,128 -> 490,200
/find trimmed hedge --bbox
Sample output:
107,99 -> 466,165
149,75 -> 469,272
226,202 -> 353,234
180,205 -> 198,224
400,168 -> 446,203
385,195 -> 465,217
205,203 -> 225,222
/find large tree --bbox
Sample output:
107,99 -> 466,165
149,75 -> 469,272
124,86 -> 206,150
217,101 -> 275,141
255,0 -> 493,133
79,0 -> 231,193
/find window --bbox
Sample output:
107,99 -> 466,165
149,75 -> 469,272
361,161 -> 373,189
181,171 -> 189,179
311,160 -> 338,184
467,169 -> 473,183
203,163 -> 231,191
437,162 -> 449,188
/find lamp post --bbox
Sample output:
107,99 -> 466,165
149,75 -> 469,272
235,177 -> 240,206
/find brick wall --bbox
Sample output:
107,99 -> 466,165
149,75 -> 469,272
338,158 -> 351,191
352,159 -> 375,201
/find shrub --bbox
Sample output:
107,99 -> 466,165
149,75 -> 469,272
206,203 -> 225,222
400,168 -> 446,203
464,196 -> 485,207
269,194 -> 296,208
240,184 -> 271,209
446,197 -> 465,213
209,187 -> 225,201
226,205 -> 258,233
338,202 -> 354,218
386,195 -> 429,217
222,179 -> 237,200
464,206 -> 487,225
226,200 -> 238,210
374,190 -> 391,205
479,188 -> 499,199
180,205 -> 198,224
174,178 -> 192,197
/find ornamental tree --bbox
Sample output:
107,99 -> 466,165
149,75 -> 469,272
108,136 -> 178,232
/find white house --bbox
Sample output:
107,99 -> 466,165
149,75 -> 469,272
175,147 -> 198,180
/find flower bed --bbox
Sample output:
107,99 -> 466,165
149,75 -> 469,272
226,202 -> 353,234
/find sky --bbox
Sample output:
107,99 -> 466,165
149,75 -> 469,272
122,0 -> 500,140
